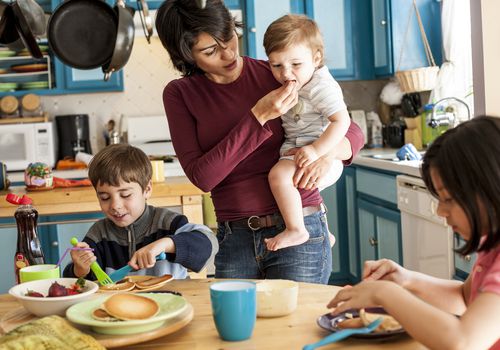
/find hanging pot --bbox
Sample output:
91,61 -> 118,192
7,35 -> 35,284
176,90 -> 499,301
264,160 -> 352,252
102,0 -> 134,81
48,0 -> 117,69
11,0 -> 42,58
0,1 -> 8,39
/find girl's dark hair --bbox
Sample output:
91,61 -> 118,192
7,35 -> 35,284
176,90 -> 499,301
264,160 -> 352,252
421,116 -> 500,255
88,144 -> 152,192
155,0 -> 242,76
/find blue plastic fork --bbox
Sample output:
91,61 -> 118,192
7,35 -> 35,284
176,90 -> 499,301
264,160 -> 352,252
108,252 -> 167,283
302,318 -> 382,350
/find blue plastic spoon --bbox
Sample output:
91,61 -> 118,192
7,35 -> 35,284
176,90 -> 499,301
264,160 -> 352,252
108,252 -> 166,283
302,318 -> 382,350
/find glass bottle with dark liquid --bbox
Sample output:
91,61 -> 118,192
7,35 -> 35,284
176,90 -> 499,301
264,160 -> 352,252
6,194 -> 45,283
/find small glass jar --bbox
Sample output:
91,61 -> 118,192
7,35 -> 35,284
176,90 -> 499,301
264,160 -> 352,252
0,95 -> 20,118
21,93 -> 43,117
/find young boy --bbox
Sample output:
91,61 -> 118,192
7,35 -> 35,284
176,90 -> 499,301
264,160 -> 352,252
63,144 -> 218,280
263,14 -> 351,251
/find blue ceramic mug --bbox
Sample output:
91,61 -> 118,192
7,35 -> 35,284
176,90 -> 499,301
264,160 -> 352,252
210,281 -> 256,341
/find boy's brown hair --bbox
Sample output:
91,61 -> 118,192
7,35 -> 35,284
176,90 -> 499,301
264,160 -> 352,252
88,144 -> 152,191
263,14 -> 324,66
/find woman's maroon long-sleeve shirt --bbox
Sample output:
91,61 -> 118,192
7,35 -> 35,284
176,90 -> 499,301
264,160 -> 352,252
163,57 -> 364,221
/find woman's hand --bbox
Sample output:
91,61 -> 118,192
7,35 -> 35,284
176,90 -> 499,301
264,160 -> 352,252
70,242 -> 96,278
294,145 -> 319,168
251,81 -> 298,125
362,259 -> 410,287
286,150 -> 333,190
327,280 -> 395,314
129,238 -> 174,270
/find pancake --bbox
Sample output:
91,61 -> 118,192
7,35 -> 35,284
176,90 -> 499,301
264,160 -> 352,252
91,308 -> 119,322
359,309 -> 402,332
102,293 -> 159,320
337,317 -> 364,329
134,274 -> 173,289
99,281 -> 136,292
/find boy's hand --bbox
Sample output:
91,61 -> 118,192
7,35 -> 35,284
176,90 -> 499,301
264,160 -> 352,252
70,242 -> 96,278
129,238 -> 174,270
294,145 -> 319,168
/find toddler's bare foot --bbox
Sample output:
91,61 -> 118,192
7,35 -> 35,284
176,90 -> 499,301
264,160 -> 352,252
328,233 -> 336,248
265,229 -> 309,251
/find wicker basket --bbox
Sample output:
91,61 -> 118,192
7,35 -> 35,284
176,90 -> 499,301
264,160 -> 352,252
396,66 -> 439,93
395,0 -> 439,93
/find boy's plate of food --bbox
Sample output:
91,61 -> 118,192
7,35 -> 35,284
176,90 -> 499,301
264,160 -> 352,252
317,307 -> 406,339
66,292 -> 188,335
98,275 -> 173,293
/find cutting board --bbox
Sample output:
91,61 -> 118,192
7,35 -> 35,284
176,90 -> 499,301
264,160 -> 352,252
0,303 -> 194,348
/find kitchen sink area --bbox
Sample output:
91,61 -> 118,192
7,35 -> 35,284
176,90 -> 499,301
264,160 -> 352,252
354,148 -> 423,177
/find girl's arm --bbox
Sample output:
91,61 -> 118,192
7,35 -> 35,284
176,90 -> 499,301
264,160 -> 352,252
329,281 -> 500,350
363,259 -> 467,314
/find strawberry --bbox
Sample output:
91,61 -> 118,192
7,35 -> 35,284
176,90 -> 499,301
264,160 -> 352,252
26,290 -> 44,297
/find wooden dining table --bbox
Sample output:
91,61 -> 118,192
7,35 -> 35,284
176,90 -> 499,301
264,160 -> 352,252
0,279 -> 427,350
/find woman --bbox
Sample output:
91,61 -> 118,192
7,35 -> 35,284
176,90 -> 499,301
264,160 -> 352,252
155,0 -> 364,284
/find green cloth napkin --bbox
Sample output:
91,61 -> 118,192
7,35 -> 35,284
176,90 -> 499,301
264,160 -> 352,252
0,315 -> 104,350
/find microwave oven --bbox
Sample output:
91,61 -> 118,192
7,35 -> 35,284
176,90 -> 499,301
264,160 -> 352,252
0,122 -> 56,171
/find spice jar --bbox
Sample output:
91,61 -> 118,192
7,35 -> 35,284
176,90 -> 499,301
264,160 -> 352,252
0,95 -> 19,118
21,93 -> 43,117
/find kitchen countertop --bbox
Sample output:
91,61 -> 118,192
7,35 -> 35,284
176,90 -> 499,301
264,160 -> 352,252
0,177 -> 204,219
354,148 -> 422,177
0,279 -> 425,349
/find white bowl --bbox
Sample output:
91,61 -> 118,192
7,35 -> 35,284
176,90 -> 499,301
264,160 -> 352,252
256,279 -> 298,317
9,278 -> 99,317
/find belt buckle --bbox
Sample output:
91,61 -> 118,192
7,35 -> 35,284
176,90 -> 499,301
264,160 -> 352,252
247,216 -> 261,231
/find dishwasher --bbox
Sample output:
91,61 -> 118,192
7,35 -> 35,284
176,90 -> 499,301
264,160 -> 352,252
397,175 -> 454,279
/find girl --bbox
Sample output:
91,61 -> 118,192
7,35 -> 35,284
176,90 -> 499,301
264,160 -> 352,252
328,116 -> 500,349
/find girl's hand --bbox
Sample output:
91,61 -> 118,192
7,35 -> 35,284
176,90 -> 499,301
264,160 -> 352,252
288,152 -> 333,190
362,259 -> 410,286
70,242 -> 96,278
294,145 -> 319,168
252,81 -> 298,125
129,238 -> 174,270
327,281 -> 393,314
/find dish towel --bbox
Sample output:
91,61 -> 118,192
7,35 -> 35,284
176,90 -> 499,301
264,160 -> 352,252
0,315 -> 104,350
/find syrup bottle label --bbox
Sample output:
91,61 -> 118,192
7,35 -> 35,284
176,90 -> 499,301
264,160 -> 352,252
14,253 -> 29,284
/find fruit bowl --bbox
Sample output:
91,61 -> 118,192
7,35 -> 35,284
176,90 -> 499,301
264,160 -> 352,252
8,278 -> 99,317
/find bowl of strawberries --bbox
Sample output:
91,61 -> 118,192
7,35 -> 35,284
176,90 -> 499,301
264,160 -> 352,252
9,278 -> 98,317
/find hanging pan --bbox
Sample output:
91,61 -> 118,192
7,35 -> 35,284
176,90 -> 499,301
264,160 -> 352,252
102,0 -> 134,81
11,0 -> 43,58
48,0 -> 117,69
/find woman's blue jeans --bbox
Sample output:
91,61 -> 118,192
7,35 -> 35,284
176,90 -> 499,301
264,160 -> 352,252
214,210 -> 332,284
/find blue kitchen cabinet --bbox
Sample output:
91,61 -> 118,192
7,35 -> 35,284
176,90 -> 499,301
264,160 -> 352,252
42,213 -> 104,269
323,166 -> 357,285
343,167 -> 359,282
245,0 -> 305,59
357,198 -> 402,267
371,0 -> 442,77
354,166 -> 402,281
0,220 -> 19,294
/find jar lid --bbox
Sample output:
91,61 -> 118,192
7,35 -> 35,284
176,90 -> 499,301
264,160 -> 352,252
0,96 -> 18,114
21,93 -> 41,112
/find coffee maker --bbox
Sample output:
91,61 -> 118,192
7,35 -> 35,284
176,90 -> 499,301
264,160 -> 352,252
55,114 -> 92,160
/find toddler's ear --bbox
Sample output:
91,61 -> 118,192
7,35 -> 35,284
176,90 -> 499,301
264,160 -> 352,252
314,50 -> 322,67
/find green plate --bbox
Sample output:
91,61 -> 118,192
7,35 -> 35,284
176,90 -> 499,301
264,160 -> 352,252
21,81 -> 49,90
66,293 -> 188,335
0,50 -> 16,58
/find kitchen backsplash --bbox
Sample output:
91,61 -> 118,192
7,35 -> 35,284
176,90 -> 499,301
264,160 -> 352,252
40,37 -> 386,154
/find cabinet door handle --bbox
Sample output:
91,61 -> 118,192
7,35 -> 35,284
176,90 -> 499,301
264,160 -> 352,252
464,255 -> 471,262
250,27 -> 257,33
51,241 -> 59,247
369,237 -> 378,246
380,20 -> 387,26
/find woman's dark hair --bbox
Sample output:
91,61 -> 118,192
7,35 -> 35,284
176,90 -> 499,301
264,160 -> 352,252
155,0 -> 242,76
421,116 -> 500,255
